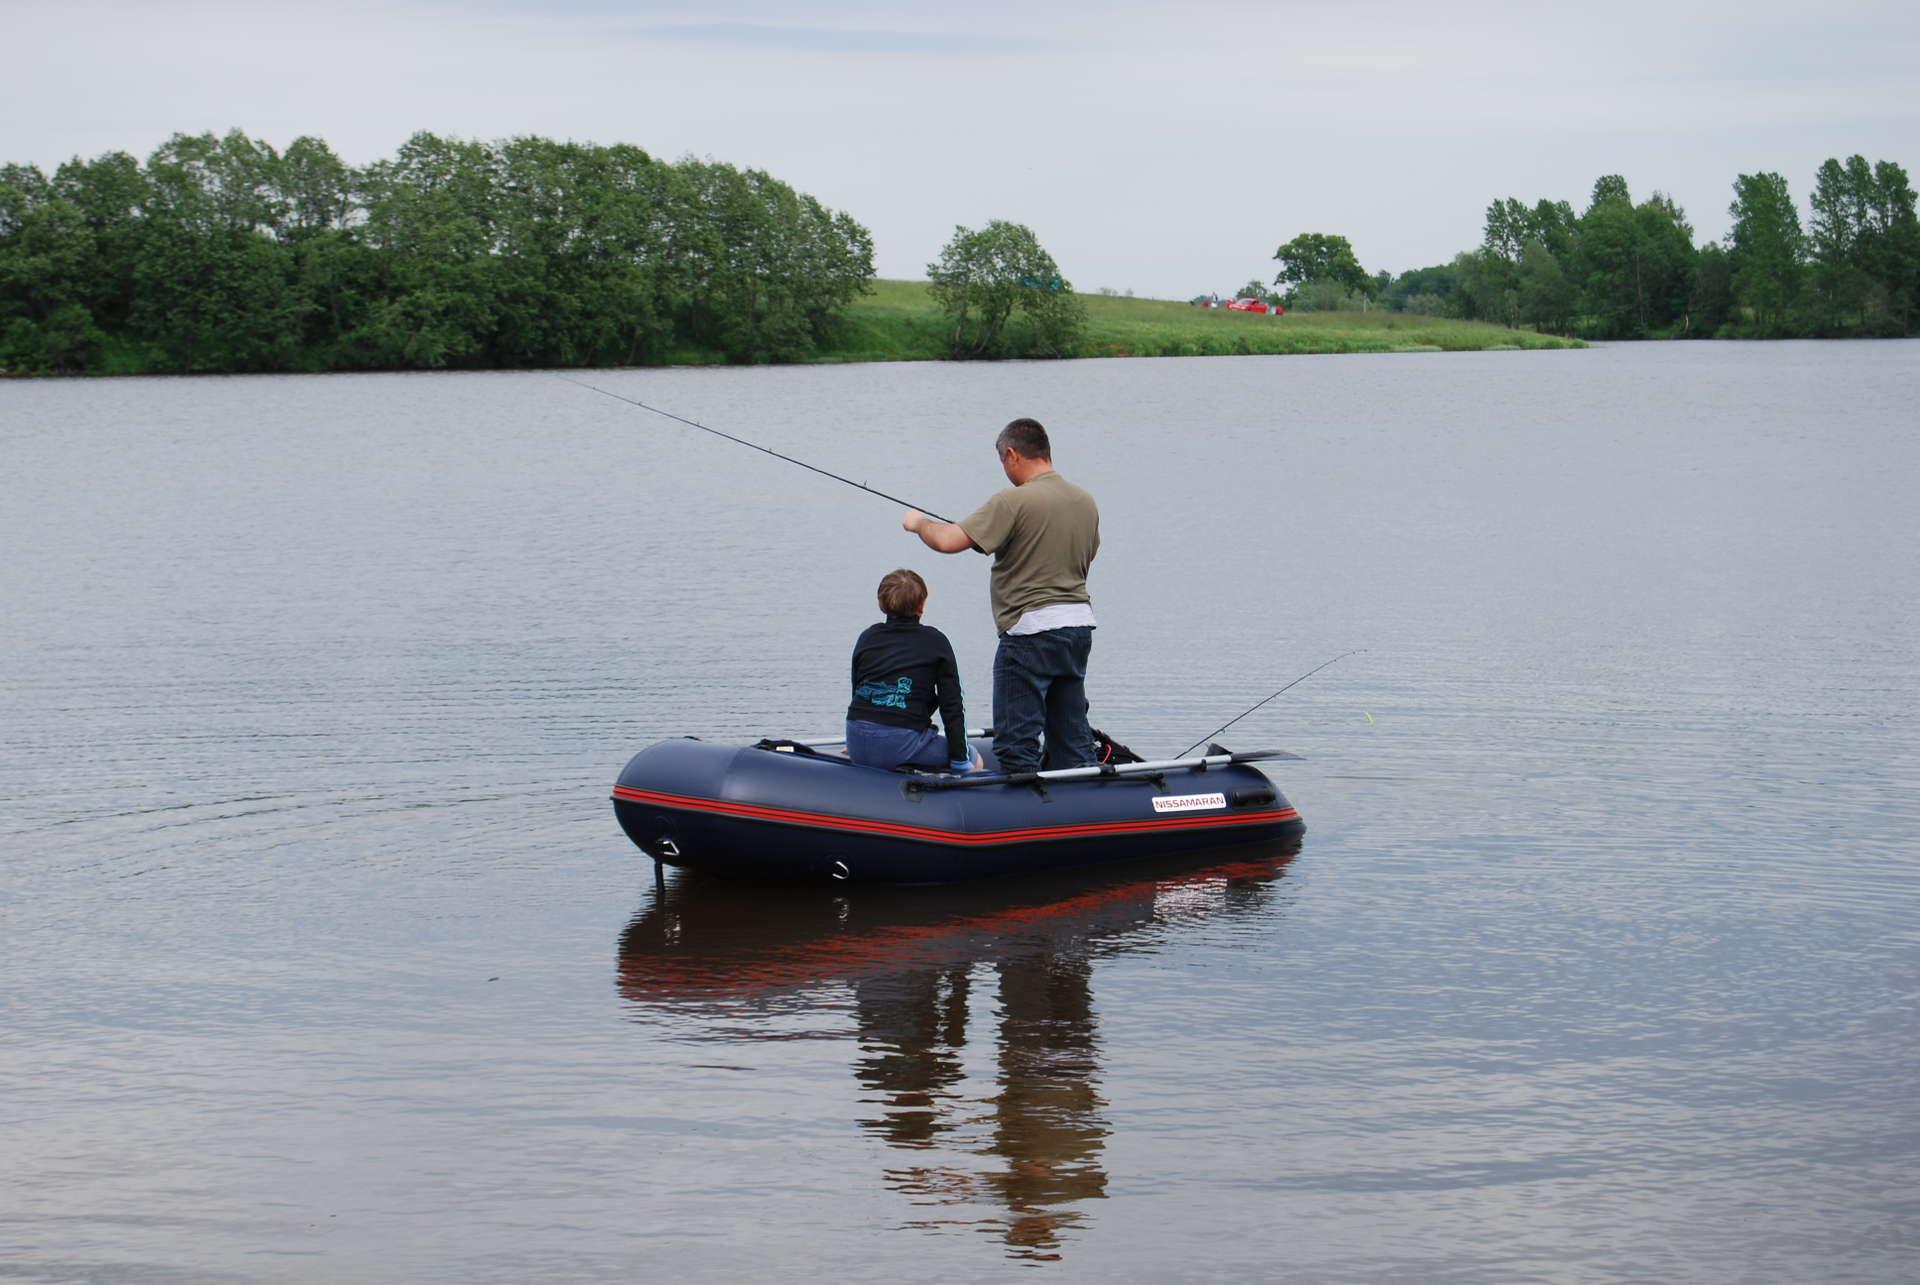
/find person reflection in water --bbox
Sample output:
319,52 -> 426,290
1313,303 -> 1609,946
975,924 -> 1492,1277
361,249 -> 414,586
984,951 -> 1107,1253
851,968 -> 973,1150
616,853 -> 1297,1262
852,946 -> 1108,1259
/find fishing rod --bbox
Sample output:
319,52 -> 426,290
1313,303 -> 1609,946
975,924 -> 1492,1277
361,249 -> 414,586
558,375 -> 953,522
1177,648 -> 1365,758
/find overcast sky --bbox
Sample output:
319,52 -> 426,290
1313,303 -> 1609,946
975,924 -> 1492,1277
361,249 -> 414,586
6,0 -> 1917,298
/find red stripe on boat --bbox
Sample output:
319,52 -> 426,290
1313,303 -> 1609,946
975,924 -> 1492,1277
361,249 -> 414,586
610,785 -> 1298,846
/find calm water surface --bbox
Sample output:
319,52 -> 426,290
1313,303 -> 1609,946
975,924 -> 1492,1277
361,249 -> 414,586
3,343 -> 1917,1281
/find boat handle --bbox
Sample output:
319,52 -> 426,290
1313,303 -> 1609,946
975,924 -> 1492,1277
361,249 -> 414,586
656,837 -> 680,858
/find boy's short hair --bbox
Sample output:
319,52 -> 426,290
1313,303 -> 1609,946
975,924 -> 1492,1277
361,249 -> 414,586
996,418 -> 1051,460
878,568 -> 928,617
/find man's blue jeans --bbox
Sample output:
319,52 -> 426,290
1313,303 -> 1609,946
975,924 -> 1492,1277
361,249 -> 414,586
992,626 -> 1095,774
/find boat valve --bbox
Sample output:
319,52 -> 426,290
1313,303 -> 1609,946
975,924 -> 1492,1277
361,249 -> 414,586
831,860 -> 851,881
655,837 -> 680,858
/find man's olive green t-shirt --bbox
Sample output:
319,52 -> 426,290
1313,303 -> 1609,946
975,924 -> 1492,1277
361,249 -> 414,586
956,471 -> 1100,634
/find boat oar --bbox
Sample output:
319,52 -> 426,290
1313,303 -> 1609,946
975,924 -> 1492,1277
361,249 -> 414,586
797,727 -> 991,749
910,747 -> 1303,791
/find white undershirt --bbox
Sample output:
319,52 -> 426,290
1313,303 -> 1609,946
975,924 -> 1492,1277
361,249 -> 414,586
1007,602 -> 1098,636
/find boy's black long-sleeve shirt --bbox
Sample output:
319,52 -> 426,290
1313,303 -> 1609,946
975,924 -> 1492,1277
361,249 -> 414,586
847,614 -> 967,762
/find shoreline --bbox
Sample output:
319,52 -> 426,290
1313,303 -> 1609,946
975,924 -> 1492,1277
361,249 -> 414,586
0,281 -> 1583,380
1,342 -> 1579,382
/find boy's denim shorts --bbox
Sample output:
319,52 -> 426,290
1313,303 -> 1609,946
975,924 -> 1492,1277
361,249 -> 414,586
845,718 -> 949,771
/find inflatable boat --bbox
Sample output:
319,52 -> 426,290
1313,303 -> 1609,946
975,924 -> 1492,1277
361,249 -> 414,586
611,730 -> 1306,884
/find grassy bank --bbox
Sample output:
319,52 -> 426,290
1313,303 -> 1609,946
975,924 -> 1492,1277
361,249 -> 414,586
4,278 -> 1578,379
819,279 -> 1581,362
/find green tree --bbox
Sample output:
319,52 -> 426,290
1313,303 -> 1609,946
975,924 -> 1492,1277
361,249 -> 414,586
1528,199 -> 1579,268
1451,248 -> 1517,324
1812,156 -> 1920,334
1271,232 -> 1373,304
752,172 -> 874,355
0,162 -> 49,235
1380,261 -> 1458,313
1470,197 -> 1579,330
544,141 -> 677,365
1571,176 -> 1636,336
1808,156 -> 1869,330
355,132 -> 502,367
1569,178 -> 1697,337
665,158 -> 873,363
927,220 -> 1084,358
1516,237 -> 1574,332
1482,197 -> 1531,262
1481,197 -> 1577,268
491,136 -> 604,365
128,212 -> 304,371
1632,194 -> 1698,334
0,166 -> 109,371
48,151 -> 148,333
1688,242 -> 1734,334
1727,171 -> 1805,334
125,131 -> 308,370
1864,159 -> 1920,331
145,131 -> 290,236
279,136 -> 354,237
290,228 -> 384,367
1589,174 -> 1631,208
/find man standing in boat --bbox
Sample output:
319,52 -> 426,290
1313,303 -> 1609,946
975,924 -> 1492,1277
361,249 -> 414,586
900,418 -> 1100,774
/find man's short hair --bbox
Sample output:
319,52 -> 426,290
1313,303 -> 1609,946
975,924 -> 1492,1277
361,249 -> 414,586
877,568 -> 928,617
996,418 -> 1051,461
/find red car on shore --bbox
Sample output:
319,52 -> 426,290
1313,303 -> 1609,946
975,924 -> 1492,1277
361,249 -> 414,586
1226,297 -> 1280,314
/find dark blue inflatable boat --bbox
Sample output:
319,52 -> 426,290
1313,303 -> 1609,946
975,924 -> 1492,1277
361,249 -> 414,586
611,731 -> 1305,884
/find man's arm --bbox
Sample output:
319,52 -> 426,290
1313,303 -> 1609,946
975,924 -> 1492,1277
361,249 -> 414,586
901,509 -> 977,554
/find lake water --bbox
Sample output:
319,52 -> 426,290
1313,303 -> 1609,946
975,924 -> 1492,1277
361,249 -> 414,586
3,342 -> 1917,1281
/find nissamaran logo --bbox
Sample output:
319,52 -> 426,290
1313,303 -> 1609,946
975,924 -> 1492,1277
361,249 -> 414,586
1151,792 -> 1227,814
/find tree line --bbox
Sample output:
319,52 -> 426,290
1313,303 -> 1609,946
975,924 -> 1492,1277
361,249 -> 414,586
1279,156 -> 1918,339
0,130 -> 876,374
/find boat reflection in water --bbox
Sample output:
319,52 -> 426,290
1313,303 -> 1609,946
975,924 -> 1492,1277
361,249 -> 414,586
616,841 -> 1301,1260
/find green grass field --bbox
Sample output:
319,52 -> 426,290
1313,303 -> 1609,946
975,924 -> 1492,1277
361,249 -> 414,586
818,279 -> 1581,362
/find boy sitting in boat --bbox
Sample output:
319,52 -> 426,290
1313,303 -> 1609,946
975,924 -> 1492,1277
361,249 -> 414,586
846,569 -> 978,773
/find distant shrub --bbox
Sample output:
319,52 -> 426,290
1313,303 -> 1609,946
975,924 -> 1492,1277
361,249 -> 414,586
927,219 -> 1086,358
1286,280 -> 1371,312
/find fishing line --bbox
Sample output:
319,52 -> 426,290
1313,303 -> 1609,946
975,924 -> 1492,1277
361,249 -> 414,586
559,375 -> 953,522
1177,648 -> 1366,758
